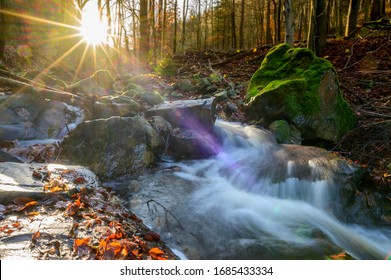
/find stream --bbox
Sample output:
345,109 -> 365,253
108,120 -> 391,260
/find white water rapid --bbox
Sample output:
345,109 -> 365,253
120,120 -> 391,260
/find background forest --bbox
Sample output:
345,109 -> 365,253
0,0 -> 390,76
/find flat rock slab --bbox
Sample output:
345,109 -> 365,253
145,98 -> 217,131
0,162 -> 99,204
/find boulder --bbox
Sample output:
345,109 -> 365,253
0,92 -> 83,141
60,116 -> 164,180
0,149 -> 22,163
245,44 -> 356,142
168,128 -> 219,159
268,120 -> 302,144
67,70 -> 114,96
141,92 -> 164,106
0,162 -> 99,203
23,71 -> 67,89
145,98 -> 217,132
92,95 -> 140,119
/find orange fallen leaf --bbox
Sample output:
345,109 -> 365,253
18,201 -> 38,211
12,222 -> 21,228
74,238 -> 90,248
149,247 -> 166,260
73,177 -> 86,184
13,197 -> 35,205
27,212 -> 40,216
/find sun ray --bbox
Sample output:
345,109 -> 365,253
39,40 -> 85,77
73,44 -> 91,83
98,45 -> 120,77
0,9 -> 79,31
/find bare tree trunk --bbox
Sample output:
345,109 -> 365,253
266,0 -> 273,44
181,0 -> 188,51
173,0 -> 178,54
203,0 -> 208,50
0,0 -> 7,59
284,0 -> 295,46
345,0 -> 360,37
315,0 -> 327,55
231,0 -> 237,49
277,0 -> 282,42
161,0 -> 167,57
370,0 -> 386,20
139,0 -> 149,62
239,0 -> 245,49
307,0 -> 315,51
197,0 -> 201,49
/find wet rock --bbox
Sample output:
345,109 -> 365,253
92,95 -> 140,119
0,150 -> 22,163
0,162 -> 99,204
145,98 -> 218,131
245,44 -> 356,142
268,120 -> 302,144
168,128 -> 219,159
60,116 -> 164,180
0,92 -> 83,141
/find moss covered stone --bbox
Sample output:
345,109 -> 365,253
245,44 -> 356,142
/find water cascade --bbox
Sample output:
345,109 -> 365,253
118,120 -> 391,260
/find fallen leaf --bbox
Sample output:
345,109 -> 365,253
13,197 -> 35,205
32,171 -> 42,180
12,222 -> 21,228
27,212 -> 40,216
73,177 -> 86,184
18,201 -> 38,211
149,247 -> 166,260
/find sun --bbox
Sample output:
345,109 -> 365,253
79,2 -> 108,46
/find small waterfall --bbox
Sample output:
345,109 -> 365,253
125,120 -> 391,260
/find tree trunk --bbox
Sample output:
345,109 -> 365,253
0,0 -> 7,59
315,0 -> 327,55
203,0 -> 208,50
266,0 -> 273,44
345,0 -> 360,37
173,0 -> 178,54
106,0 -> 112,45
284,0 -> 295,46
161,0 -> 167,57
197,0 -> 201,49
181,0 -> 188,51
307,0 -> 315,51
139,0 -> 149,62
239,0 -> 245,49
231,0 -> 237,49
370,0 -> 384,20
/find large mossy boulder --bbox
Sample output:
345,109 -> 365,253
245,44 -> 356,142
60,116 -> 163,180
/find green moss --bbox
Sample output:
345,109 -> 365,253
245,43 -> 356,142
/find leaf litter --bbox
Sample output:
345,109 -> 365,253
0,165 -> 176,260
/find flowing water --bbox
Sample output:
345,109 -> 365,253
112,120 -> 391,260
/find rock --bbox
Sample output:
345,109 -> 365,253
141,92 -> 164,105
60,116 -> 164,180
0,149 -> 22,163
245,44 -> 356,142
145,98 -> 217,132
92,95 -> 140,119
175,79 -> 192,91
0,162 -> 99,204
67,70 -> 114,96
0,92 -> 83,141
168,128 -> 219,159
268,120 -> 302,144
23,71 -> 67,89
148,116 -> 173,140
